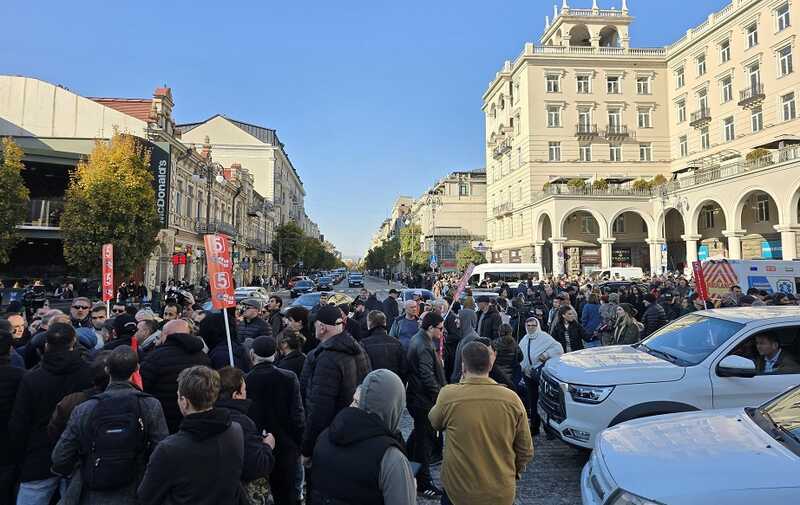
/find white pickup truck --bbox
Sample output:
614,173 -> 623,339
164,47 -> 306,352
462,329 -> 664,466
538,306 -> 800,449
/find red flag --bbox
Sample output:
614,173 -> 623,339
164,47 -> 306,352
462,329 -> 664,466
204,234 -> 236,309
102,244 -> 114,302
692,261 -> 709,301
130,336 -> 143,389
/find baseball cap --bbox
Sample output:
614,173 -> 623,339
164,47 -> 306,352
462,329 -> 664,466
316,304 -> 343,325
241,298 -> 264,310
113,314 -> 138,338
388,288 -> 400,295
251,336 -> 277,358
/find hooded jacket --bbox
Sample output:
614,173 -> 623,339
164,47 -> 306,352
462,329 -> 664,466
311,370 -> 415,505
140,333 -> 211,433
8,349 -> 94,482
477,305 -> 502,340
300,331 -> 371,457
365,294 -> 383,313
451,309 -> 479,384
137,408 -> 244,505
215,397 -> 274,483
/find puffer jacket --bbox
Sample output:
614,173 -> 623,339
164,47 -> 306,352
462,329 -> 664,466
641,303 -> 667,337
406,329 -> 446,411
300,331 -> 371,457
207,340 -> 251,372
477,306 -> 503,340
492,337 -> 523,380
140,333 -> 211,433
237,316 -> 272,342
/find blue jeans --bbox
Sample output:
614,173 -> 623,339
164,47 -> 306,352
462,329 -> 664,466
441,489 -> 454,505
16,476 -> 59,505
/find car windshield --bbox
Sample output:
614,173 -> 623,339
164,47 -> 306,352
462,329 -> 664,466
760,386 -> 800,442
319,277 -> 331,282
638,314 -> 743,366
296,281 -> 314,287
295,293 -> 320,305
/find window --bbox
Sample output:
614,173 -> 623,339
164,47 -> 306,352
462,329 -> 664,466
197,192 -> 203,219
513,81 -> 520,103
756,194 -> 771,222
724,116 -> 735,142
698,88 -> 709,111
548,142 -> 561,162
612,215 -> 625,233
675,67 -> 685,88
779,45 -> 794,76
547,106 -> 561,127
175,182 -> 183,216
577,75 -> 591,93
459,182 -> 469,196
777,3 -> 791,32
578,108 -> 592,129
607,76 -> 620,94
679,135 -> 688,157
186,187 -> 194,217
636,76 -> 651,95
609,143 -> 622,162
703,207 -> 716,229
747,23 -> 758,48
720,39 -> 731,63
607,108 -> 621,128
721,76 -> 733,102
749,62 -> 762,88
701,126 -> 710,150
639,143 -> 652,161
581,216 -> 597,234
677,100 -> 687,122
517,147 -> 523,167
783,92 -> 797,121
579,143 -> 592,162
546,74 -> 561,93
697,54 -> 707,76
752,106 -> 764,132
638,107 -> 652,128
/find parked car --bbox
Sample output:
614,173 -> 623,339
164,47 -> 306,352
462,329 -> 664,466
290,280 -> 316,298
284,292 -> 354,312
348,272 -> 364,288
234,286 -> 269,304
288,276 -> 310,289
539,306 -> 800,449
400,289 -> 434,302
582,384 -> 800,504
316,276 -> 334,291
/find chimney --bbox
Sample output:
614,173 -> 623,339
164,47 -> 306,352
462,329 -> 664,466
201,136 -> 212,159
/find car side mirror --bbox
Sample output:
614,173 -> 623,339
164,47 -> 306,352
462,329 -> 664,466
717,355 -> 757,378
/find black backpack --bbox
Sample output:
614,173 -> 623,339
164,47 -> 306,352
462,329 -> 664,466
81,391 -> 150,491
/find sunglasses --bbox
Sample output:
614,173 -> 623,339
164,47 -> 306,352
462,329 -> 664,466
72,305 -> 90,310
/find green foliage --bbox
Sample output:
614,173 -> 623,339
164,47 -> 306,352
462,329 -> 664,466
651,174 -> 668,186
61,134 -> 159,276
542,181 -> 552,191
456,246 -> 486,271
567,178 -> 586,190
746,148 -> 771,162
365,237 -> 400,272
632,178 -> 652,191
591,178 -> 609,190
0,138 -> 30,264
272,222 -> 305,269
399,224 -> 428,272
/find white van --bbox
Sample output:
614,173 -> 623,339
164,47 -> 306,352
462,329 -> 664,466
468,263 -> 544,289
702,259 -> 800,296
590,267 -> 644,281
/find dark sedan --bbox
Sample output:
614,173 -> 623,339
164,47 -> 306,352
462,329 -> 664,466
317,276 -> 334,291
290,280 -> 316,298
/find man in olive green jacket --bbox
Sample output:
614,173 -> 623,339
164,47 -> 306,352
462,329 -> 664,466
429,341 -> 533,505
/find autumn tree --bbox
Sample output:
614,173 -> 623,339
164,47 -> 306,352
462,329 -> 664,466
0,138 -> 30,264
61,133 -> 160,276
456,246 -> 486,271
400,224 -> 428,272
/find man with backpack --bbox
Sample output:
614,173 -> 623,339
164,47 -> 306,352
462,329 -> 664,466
51,345 -> 168,505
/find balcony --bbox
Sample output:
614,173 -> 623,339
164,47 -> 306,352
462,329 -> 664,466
738,83 -> 765,109
689,108 -> 712,128
603,125 -> 631,139
21,198 -> 63,229
575,123 -> 598,139
194,219 -> 237,237
532,184 -> 654,205
492,202 -> 514,217
492,137 -> 512,159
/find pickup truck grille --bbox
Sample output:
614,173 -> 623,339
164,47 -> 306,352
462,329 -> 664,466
539,371 -> 566,423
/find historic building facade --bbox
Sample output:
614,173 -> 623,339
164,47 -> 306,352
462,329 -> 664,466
484,0 -> 800,275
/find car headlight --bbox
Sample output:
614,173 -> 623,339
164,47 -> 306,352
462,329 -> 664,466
568,384 -> 614,404
608,490 -> 664,505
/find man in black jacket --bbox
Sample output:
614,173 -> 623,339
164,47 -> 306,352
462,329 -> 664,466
266,296 -> 285,337
238,298 -> 272,342
382,289 -> 400,324
247,336 -> 305,505
215,367 -> 275,484
138,366 -> 244,505
0,327 -> 24,504
8,323 -> 94,505
364,290 -> 383,312
300,305 -> 371,464
140,319 -> 211,433
406,312 -> 446,498
476,296 -> 502,340
641,294 -> 668,337
361,310 -> 407,382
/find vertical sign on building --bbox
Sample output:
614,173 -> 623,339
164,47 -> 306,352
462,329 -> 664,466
101,244 -> 114,303
149,142 -> 171,227
204,233 -> 237,366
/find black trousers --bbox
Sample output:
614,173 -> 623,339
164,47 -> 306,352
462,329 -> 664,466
271,448 -> 300,505
407,405 -> 435,486
0,464 -> 17,505
524,373 -> 541,433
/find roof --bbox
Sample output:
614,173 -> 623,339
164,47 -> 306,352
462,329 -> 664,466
176,114 -> 280,146
700,306 -> 800,324
89,98 -> 152,122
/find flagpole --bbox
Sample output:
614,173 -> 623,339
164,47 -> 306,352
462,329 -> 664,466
222,307 -> 235,367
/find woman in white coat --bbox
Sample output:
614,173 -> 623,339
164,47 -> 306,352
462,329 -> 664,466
518,317 -> 564,435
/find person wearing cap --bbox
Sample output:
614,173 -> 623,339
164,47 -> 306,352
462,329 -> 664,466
299,304 -> 371,466
247,336 -> 305,505
382,289 -> 401,324
350,299 -> 368,339
310,369 -> 416,505
200,311 -> 251,372
406,311 -> 446,498
476,295 -> 502,340
103,313 -> 139,351
613,304 -> 642,345
238,298 -> 272,343
641,293 -> 667,338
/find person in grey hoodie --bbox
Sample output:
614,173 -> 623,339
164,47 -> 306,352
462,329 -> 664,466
311,369 -> 416,505
450,309 -> 479,384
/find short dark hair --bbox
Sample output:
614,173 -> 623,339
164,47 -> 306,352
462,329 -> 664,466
138,319 -> 158,335
279,331 -> 306,351
90,304 -> 107,315
285,306 -> 309,325
177,366 -> 220,411
755,333 -> 779,345
269,296 -> 283,308
163,302 -> 180,314
107,345 -> 139,381
367,310 -> 386,329
420,312 -> 444,331
217,366 -> 245,400
45,323 -> 76,352
125,305 -> 138,317
91,351 -> 112,389
462,341 -> 492,374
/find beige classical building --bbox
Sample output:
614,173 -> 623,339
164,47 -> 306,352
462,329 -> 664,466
484,0 -> 800,276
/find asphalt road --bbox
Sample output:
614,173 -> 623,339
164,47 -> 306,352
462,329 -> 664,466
281,275 -> 587,504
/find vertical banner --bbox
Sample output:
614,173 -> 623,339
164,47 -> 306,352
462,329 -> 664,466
439,264 -> 476,358
102,244 -> 114,302
692,261 -> 709,302
204,234 -> 236,366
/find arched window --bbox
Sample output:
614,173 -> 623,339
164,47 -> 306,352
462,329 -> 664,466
569,24 -> 591,46
599,26 -> 620,48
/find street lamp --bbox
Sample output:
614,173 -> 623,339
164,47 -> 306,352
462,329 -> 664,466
423,191 -> 443,273
190,137 -> 225,233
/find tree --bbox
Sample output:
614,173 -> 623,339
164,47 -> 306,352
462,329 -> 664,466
399,224 -> 428,272
456,246 -> 486,271
61,133 -> 159,276
272,222 -> 305,270
592,178 -> 609,190
365,237 -> 400,272
0,138 -> 30,264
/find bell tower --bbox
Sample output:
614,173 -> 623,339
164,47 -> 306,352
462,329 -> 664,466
540,1 -> 633,49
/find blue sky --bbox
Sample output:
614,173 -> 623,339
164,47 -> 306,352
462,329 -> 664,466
2,0 -> 728,257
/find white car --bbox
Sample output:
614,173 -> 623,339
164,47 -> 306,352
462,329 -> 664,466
234,286 -> 269,303
539,306 -> 800,449
581,385 -> 800,504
